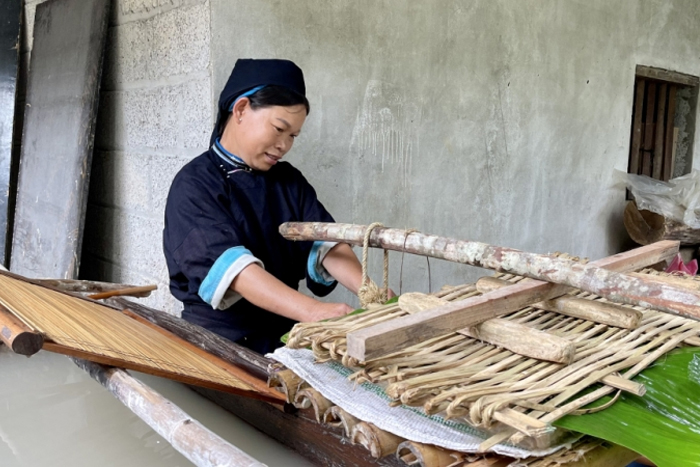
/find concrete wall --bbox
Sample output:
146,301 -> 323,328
70,0 -> 700,313
80,0 -> 212,312
209,0 -> 700,308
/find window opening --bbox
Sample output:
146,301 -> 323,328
627,65 -> 698,183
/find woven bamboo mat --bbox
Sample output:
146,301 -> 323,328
286,269 -> 700,448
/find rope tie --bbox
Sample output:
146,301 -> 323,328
357,222 -> 389,308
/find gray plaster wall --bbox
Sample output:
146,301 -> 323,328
74,0 -> 700,314
210,0 -> 700,308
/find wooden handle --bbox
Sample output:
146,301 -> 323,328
87,285 -> 157,300
0,304 -> 44,356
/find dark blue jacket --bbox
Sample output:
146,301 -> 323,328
163,147 -> 336,354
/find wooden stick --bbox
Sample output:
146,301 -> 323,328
400,292 -> 576,363
476,277 -> 642,329
0,303 -> 44,356
281,223 -> 693,313
87,284 -> 157,300
37,278 -> 150,294
458,318 -> 576,364
72,358 -> 266,467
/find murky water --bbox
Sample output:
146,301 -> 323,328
0,347 -> 312,466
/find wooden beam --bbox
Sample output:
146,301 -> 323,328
281,223 -> 689,315
0,303 -> 44,355
72,358 -> 266,467
636,65 -> 699,87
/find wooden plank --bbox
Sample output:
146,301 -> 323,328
628,79 -> 646,175
636,65 -> 700,87
10,0 -> 109,279
0,0 -> 22,266
73,358 -> 267,467
0,302 -> 43,355
652,83 -> 668,179
641,81 -> 656,176
663,85 -> 678,180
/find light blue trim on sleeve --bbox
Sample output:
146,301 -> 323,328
199,246 -> 262,308
307,241 -> 337,286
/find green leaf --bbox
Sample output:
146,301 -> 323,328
280,296 -> 400,344
555,348 -> 700,467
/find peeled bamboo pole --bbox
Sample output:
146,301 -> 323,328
476,277 -> 642,329
280,223 -> 695,319
73,358 -> 265,467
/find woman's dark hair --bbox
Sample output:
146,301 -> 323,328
247,85 -> 310,115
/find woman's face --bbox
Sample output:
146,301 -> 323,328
224,101 -> 307,171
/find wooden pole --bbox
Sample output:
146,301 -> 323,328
280,223 -> 693,318
72,358 -> 266,467
0,303 -> 44,355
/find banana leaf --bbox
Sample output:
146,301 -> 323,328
280,296 -> 399,344
555,347 -> 700,467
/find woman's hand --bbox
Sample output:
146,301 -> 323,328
309,301 -> 354,321
231,263 -> 353,322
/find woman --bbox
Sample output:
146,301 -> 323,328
163,59 -> 368,354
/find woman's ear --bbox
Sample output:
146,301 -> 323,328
231,97 -> 250,124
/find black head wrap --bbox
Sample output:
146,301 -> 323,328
210,58 -> 306,145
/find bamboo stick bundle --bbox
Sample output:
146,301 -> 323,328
0,271 -> 283,402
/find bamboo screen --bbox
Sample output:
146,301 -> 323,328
287,269 -> 700,448
0,273 -> 259,395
